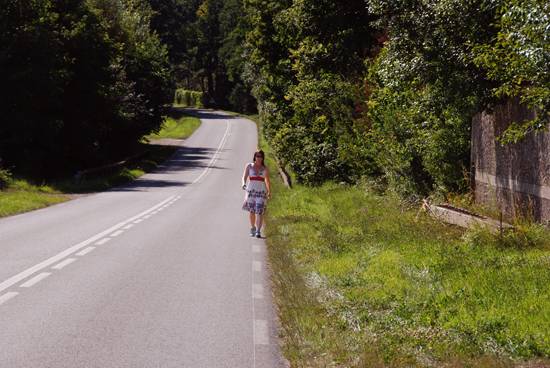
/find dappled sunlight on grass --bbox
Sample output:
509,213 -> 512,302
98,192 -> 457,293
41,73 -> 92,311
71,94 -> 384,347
266,180 -> 550,367
147,114 -> 200,140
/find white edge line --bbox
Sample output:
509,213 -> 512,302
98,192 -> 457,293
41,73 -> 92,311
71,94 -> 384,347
254,319 -> 269,346
0,195 -> 175,294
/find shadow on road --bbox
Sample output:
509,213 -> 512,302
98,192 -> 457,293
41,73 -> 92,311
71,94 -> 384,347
110,145 -> 228,192
110,179 -> 190,192
157,146 -> 228,173
179,108 -> 237,120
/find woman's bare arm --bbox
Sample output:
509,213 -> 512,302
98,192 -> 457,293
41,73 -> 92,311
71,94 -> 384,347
242,164 -> 250,188
265,167 -> 271,198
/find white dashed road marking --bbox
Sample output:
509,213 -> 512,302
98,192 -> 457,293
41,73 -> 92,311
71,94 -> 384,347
1,123 -> 232,306
253,261 -> 262,272
0,292 -> 19,306
52,258 -> 76,270
95,238 -> 111,246
76,247 -> 95,256
252,284 -> 264,299
0,196 -> 175,295
20,273 -> 52,288
253,320 -> 269,346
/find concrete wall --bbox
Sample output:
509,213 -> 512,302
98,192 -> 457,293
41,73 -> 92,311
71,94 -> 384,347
471,99 -> 550,223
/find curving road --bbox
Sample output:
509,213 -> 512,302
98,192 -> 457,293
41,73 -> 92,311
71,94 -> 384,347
0,110 -> 285,368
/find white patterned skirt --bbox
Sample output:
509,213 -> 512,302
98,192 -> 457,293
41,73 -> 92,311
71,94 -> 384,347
242,181 -> 267,214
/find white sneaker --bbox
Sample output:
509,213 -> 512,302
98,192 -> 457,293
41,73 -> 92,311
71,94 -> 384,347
250,227 -> 256,237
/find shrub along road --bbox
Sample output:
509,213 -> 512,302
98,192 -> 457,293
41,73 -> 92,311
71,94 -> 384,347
0,111 -> 285,368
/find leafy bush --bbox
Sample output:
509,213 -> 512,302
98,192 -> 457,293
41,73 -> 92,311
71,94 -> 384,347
174,89 -> 204,107
246,0 -> 550,197
473,0 -> 550,143
0,169 -> 12,190
272,74 -> 378,185
363,0 -> 500,194
365,57 -> 473,195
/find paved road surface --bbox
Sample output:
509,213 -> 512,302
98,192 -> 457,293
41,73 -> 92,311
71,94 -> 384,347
0,110 -> 285,368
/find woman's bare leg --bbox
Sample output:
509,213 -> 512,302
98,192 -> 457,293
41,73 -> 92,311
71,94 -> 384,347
249,212 -> 256,228
256,214 -> 263,231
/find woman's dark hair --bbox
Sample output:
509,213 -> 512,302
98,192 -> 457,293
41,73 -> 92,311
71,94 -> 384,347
253,150 -> 265,167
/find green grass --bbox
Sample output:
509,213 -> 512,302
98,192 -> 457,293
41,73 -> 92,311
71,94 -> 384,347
147,111 -> 200,140
0,180 -> 68,218
256,121 -> 550,367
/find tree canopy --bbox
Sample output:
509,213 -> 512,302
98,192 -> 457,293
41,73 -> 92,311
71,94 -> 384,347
0,0 -> 172,177
1,0 -> 548,195
243,0 -> 549,193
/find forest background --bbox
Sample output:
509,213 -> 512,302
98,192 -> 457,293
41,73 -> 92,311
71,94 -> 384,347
1,0 -> 548,197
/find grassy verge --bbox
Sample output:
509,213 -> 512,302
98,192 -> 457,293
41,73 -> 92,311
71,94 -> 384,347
258,124 -> 550,367
0,108 -> 201,217
146,108 -> 201,140
0,180 -> 67,218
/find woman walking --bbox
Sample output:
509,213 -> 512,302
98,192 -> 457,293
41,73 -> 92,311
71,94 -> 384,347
242,150 -> 271,238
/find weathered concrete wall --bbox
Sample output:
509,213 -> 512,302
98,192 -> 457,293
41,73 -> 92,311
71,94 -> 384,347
471,99 -> 550,223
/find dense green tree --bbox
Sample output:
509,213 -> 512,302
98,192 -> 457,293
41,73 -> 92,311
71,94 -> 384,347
362,0 -> 547,194
245,0 -> 548,192
219,0 -> 256,112
148,0 -> 255,111
244,0 -> 377,184
0,0 -> 172,177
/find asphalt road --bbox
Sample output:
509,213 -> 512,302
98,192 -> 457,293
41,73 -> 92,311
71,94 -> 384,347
0,110 -> 285,368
